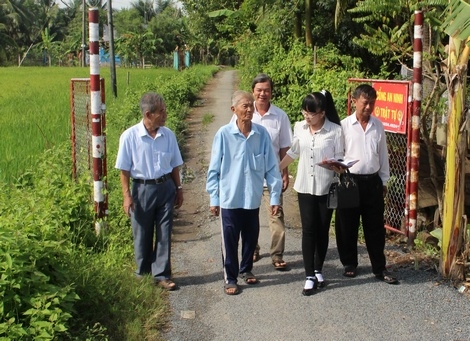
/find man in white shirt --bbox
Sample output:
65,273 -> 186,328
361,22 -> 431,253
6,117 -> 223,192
115,92 -> 184,291
244,74 -> 293,269
335,84 -> 398,284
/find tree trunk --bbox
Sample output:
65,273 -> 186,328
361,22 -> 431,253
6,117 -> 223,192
305,0 -> 313,48
441,37 -> 470,279
294,7 -> 302,40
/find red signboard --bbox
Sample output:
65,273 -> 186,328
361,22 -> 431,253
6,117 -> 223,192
371,82 -> 409,134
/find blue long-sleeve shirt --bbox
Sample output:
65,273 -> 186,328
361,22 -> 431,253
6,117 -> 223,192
206,121 -> 282,209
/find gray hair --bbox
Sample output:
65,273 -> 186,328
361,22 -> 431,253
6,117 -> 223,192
140,92 -> 165,116
231,90 -> 254,107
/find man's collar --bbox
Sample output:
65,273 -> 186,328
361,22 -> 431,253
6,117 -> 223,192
230,120 -> 261,136
254,101 -> 275,116
138,120 -> 165,137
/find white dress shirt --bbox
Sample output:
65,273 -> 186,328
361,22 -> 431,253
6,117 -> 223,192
341,113 -> 390,185
115,120 -> 184,179
287,118 -> 344,196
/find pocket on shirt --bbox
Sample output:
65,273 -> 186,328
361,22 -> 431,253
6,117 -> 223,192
367,139 -> 379,156
250,153 -> 265,172
156,152 -> 172,170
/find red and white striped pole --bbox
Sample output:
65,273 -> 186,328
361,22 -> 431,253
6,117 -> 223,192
89,5 -> 107,228
408,10 -> 423,245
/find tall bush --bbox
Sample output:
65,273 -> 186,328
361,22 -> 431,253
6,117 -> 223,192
237,39 -> 364,124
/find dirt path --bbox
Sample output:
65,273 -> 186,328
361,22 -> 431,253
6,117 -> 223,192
164,70 -> 470,341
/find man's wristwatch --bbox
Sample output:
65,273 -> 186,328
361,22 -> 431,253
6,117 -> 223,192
177,185 -> 183,190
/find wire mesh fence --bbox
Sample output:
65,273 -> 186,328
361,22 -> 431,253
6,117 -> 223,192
385,132 -> 408,231
70,79 -> 92,178
70,77 -> 108,222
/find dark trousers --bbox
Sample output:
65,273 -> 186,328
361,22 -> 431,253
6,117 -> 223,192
298,193 -> 333,277
334,174 -> 386,274
130,180 -> 176,280
220,208 -> 260,284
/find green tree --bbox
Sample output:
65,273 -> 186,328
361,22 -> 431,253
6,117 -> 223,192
114,7 -> 145,34
0,4 -> 18,63
180,0 -> 247,63
131,0 -> 156,25
0,0 -> 34,63
115,30 -> 160,67
147,5 -> 186,55
37,27 -> 58,66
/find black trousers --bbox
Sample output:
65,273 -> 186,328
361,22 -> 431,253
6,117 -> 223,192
334,173 -> 386,275
220,208 -> 260,285
297,193 -> 333,277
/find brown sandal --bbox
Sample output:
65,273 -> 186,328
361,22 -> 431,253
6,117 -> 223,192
253,250 -> 260,262
272,259 -> 287,270
156,279 -> 177,291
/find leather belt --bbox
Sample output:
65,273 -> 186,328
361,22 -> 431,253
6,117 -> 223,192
350,172 -> 379,180
133,173 -> 172,185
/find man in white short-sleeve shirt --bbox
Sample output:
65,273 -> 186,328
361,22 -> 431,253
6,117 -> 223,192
115,92 -> 184,291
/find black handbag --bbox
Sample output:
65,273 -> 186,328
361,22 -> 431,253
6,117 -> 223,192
327,169 -> 360,209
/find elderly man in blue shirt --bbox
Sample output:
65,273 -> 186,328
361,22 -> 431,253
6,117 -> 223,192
206,90 -> 282,295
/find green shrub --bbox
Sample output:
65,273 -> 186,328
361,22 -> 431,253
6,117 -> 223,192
237,39 -> 364,125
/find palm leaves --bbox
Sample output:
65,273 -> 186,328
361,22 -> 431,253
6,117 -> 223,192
442,0 -> 470,41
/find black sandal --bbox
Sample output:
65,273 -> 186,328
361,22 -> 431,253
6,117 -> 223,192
375,270 -> 399,284
224,283 -> 240,295
343,265 -> 357,278
240,271 -> 258,284
253,249 -> 260,262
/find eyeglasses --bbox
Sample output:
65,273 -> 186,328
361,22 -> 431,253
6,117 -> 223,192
302,110 -> 322,117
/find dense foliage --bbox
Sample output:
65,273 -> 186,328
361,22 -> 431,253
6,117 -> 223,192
0,0 -> 186,67
178,0 -> 453,124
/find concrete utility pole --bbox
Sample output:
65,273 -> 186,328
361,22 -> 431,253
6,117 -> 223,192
81,0 -> 86,67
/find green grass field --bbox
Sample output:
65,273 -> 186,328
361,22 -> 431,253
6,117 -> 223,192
0,66 -> 179,182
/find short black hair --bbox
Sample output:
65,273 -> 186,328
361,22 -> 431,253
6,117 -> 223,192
352,84 -> 377,100
251,73 -> 273,91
